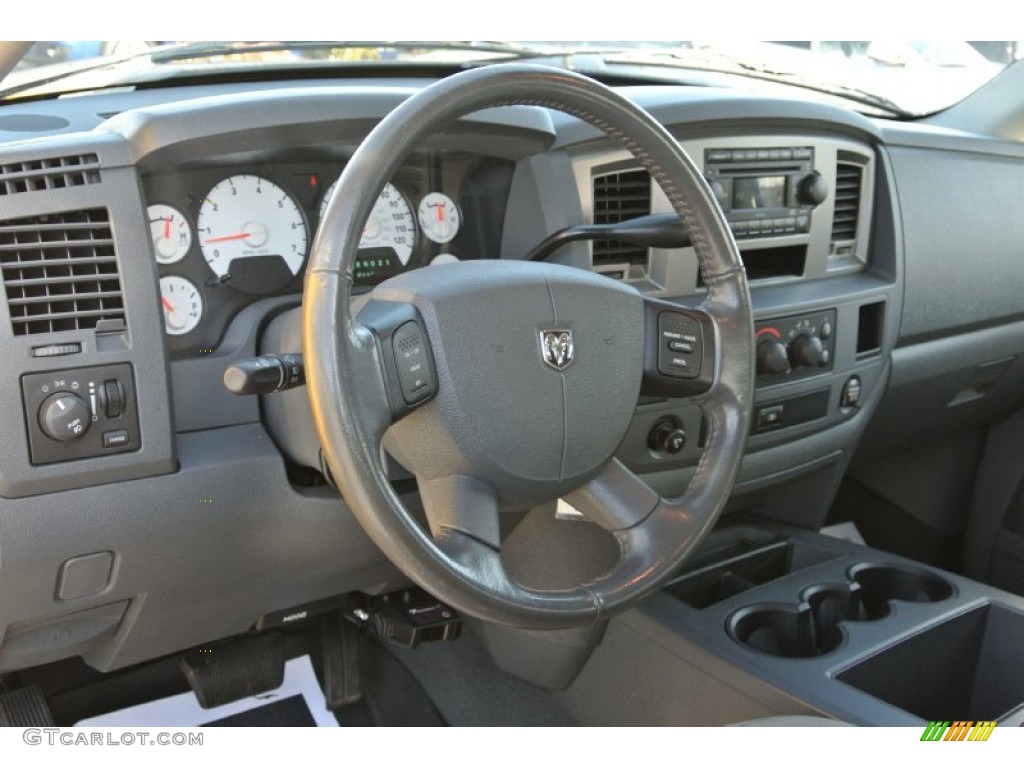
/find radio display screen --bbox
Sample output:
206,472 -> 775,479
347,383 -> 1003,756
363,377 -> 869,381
732,176 -> 787,210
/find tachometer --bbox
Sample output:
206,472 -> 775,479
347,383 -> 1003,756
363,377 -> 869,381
198,175 -> 307,294
319,180 -> 415,276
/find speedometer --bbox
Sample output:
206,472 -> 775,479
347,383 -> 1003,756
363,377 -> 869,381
320,180 -> 415,280
198,175 -> 307,294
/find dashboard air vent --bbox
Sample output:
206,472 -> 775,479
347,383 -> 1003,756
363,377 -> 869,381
0,208 -> 125,336
831,163 -> 862,243
0,153 -> 101,196
592,169 -> 651,266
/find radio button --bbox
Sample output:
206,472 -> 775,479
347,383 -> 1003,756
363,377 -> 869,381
779,148 -> 793,160
796,214 -> 810,231
793,147 -> 812,160
707,149 -> 731,162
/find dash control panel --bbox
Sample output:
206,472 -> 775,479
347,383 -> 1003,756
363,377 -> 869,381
755,309 -> 837,386
21,363 -> 140,465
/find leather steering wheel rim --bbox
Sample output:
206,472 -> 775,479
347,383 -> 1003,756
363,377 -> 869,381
304,64 -> 754,629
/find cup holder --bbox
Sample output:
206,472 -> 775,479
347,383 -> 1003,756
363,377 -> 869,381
729,586 -> 854,658
849,563 -> 954,620
729,564 -> 955,659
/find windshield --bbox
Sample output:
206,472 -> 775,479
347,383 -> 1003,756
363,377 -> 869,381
4,41 -> 1019,116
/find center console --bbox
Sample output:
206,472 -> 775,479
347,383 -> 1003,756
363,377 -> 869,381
647,524 -> 1024,726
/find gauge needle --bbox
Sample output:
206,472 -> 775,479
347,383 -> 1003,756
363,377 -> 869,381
205,232 -> 251,243
161,296 -> 175,313
437,205 -> 444,221
164,217 -> 171,239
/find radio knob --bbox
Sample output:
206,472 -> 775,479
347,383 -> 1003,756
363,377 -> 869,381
756,339 -> 791,375
797,171 -> 829,207
789,334 -> 825,369
706,176 -> 729,209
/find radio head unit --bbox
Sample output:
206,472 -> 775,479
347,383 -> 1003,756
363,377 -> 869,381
704,147 -> 829,239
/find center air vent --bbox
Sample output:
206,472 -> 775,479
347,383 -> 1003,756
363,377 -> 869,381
0,153 -> 101,196
831,162 -> 863,244
0,208 -> 125,336
592,168 -> 651,266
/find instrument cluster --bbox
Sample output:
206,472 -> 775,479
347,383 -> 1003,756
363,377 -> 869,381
143,150 -> 513,356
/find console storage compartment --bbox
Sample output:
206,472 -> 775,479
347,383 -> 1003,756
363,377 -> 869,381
665,529 -> 838,609
836,603 -> 1024,721
651,524 -> 1024,725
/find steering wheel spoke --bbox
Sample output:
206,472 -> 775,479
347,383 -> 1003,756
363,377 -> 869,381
563,459 -> 659,532
640,297 -> 718,399
418,474 -> 502,550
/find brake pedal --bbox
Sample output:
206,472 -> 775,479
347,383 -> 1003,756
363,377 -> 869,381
180,633 -> 284,709
322,612 -> 362,710
0,685 -> 55,727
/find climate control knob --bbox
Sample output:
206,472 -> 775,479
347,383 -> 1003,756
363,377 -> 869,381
789,334 -> 825,369
756,339 -> 791,375
39,392 -> 91,442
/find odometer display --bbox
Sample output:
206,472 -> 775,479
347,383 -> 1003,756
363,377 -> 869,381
320,180 -> 415,270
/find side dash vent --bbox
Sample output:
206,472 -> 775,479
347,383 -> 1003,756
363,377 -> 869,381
592,168 -> 651,267
0,153 -> 101,196
831,162 -> 863,245
0,208 -> 125,336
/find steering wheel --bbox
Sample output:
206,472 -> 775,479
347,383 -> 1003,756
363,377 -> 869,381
304,65 -> 753,630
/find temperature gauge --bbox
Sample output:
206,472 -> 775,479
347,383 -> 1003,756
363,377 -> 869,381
148,204 -> 192,265
159,275 -> 203,336
418,192 -> 460,244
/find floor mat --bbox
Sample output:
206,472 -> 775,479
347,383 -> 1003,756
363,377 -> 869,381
77,656 -> 336,727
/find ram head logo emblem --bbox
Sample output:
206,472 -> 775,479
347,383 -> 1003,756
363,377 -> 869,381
539,329 -> 574,371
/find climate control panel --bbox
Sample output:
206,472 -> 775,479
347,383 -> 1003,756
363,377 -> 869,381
755,310 -> 836,386
21,363 -> 139,465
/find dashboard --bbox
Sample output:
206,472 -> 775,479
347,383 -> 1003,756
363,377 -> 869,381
0,72 -> 1022,678
143,149 -> 513,356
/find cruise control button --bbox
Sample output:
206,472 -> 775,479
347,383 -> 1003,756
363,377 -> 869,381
657,312 -> 702,380
668,340 -> 695,354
